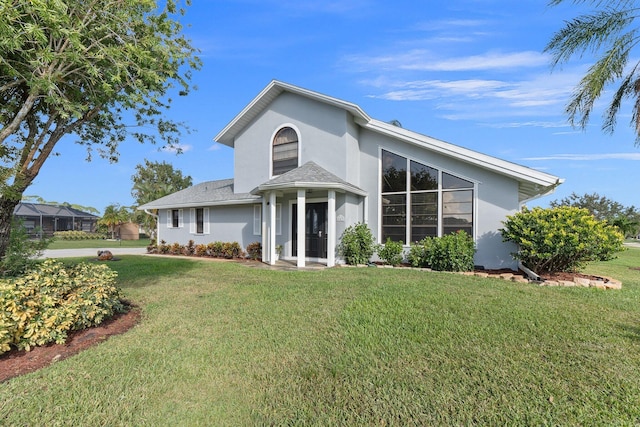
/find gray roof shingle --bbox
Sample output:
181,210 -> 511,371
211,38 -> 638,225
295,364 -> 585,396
14,203 -> 98,218
138,179 -> 260,210
255,161 -> 366,195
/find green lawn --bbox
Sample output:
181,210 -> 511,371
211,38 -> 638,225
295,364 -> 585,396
2,249 -> 640,425
47,238 -> 151,249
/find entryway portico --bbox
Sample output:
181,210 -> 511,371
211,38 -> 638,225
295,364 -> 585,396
254,162 -> 367,268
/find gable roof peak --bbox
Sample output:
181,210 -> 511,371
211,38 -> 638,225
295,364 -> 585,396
214,80 -> 370,147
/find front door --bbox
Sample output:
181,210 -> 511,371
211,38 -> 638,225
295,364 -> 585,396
292,202 -> 328,258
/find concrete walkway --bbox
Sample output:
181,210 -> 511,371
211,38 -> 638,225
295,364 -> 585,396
39,247 -> 148,259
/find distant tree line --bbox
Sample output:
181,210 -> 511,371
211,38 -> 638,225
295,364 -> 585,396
550,192 -> 640,238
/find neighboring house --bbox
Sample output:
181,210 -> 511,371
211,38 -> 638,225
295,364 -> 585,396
14,202 -> 99,237
139,80 -> 563,269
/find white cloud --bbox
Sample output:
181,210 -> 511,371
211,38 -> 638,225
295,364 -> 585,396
208,143 -> 223,151
522,153 -> 640,161
482,121 -> 569,129
346,50 -> 547,72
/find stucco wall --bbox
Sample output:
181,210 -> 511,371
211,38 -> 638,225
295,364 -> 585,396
233,92 -> 354,193
358,128 -> 521,270
158,205 -> 256,248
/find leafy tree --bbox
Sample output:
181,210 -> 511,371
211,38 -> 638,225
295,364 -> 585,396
0,0 -> 200,260
550,192 -> 640,236
546,0 -> 640,143
131,160 -> 192,237
99,204 -> 131,239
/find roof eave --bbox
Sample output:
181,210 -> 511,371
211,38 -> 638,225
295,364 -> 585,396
256,181 -> 368,197
138,198 -> 260,211
366,119 -> 562,188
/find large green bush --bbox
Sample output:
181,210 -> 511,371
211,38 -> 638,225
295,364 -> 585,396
0,260 -> 125,354
500,206 -> 624,273
407,231 -> 476,272
338,223 -> 375,265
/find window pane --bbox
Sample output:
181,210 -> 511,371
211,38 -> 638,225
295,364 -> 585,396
382,193 -> 406,242
274,127 -> 298,145
172,209 -> 179,228
442,190 -> 473,235
443,172 -> 473,189
411,192 -> 437,243
411,161 -> 438,191
196,208 -> 204,234
411,226 -> 437,243
382,150 -> 407,193
273,157 -> 298,175
273,127 -> 298,175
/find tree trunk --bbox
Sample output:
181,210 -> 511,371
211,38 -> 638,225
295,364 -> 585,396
0,197 -> 21,260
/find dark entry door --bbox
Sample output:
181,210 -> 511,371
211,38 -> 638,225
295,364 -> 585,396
292,202 -> 328,258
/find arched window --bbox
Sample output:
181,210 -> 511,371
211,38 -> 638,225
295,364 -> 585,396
273,127 -> 298,175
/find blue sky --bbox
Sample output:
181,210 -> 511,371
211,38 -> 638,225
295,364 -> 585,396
26,0 -> 640,214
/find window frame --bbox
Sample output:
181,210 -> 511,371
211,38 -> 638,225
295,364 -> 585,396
271,124 -> 300,177
190,207 -> 209,235
168,209 -> 183,229
380,148 -> 476,244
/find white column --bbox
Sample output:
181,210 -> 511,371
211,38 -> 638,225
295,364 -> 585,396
327,190 -> 336,267
269,191 -> 277,265
262,197 -> 268,263
297,190 -> 306,267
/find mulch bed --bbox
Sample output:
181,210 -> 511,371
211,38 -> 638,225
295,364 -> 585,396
0,302 -> 141,383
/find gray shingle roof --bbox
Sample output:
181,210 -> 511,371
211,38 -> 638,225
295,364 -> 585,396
255,161 -> 367,195
137,179 -> 260,210
14,203 -> 98,218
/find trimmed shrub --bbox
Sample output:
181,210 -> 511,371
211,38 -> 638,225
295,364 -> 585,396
53,230 -> 105,240
158,240 -> 170,254
183,240 -> 196,256
339,223 -> 375,265
0,260 -> 124,354
408,231 -> 475,272
500,206 -> 624,273
246,241 -> 262,260
222,242 -> 242,259
377,238 -> 405,266
195,244 -> 207,257
146,238 -> 158,254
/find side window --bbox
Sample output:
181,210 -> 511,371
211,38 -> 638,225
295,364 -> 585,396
190,208 -> 209,234
272,127 -> 298,175
168,209 -> 183,228
253,205 -> 261,235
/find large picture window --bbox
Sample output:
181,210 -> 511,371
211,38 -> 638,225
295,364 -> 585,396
273,127 -> 299,175
381,149 -> 474,243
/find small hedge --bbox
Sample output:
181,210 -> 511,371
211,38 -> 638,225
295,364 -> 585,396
0,260 -> 125,354
377,238 -> 405,266
53,230 -> 105,240
407,231 -> 476,272
150,240 -> 246,259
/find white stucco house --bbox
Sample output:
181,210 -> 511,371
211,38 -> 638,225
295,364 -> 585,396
139,80 -> 563,269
